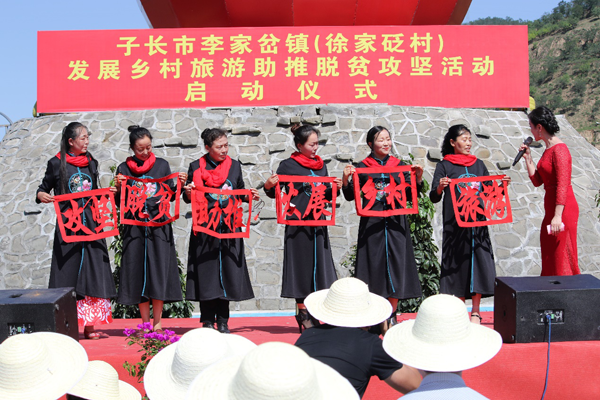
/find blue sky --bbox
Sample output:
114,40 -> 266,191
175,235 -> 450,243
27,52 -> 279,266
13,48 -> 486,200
0,0 -> 563,140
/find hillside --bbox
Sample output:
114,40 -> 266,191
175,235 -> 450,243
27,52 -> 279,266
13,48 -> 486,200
468,0 -> 600,150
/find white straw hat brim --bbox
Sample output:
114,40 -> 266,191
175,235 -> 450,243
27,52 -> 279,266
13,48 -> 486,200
383,317 -> 502,372
305,288 -> 392,328
68,360 -> 141,400
185,355 -> 359,400
144,330 -> 256,400
0,332 -> 88,400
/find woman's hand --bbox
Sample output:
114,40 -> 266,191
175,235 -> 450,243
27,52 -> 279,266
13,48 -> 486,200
249,188 -> 260,201
333,177 -> 343,193
114,174 -> 126,192
437,176 -> 451,195
37,191 -> 54,203
501,175 -> 512,186
518,143 -> 532,163
184,182 -> 196,198
550,214 -> 563,236
413,165 -> 424,184
178,172 -> 188,187
264,174 -> 279,191
342,165 -> 355,187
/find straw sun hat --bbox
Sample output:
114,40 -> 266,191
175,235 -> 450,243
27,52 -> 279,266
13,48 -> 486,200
383,294 -> 502,372
0,332 -> 88,400
304,277 -> 392,328
144,327 -> 256,400
185,341 -> 359,400
68,360 -> 141,400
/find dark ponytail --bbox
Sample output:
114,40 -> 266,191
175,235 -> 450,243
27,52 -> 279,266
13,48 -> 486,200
291,123 -> 320,150
528,106 -> 560,135
128,125 -> 153,148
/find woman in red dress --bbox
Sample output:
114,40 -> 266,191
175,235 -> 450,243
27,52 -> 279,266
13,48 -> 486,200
519,106 -> 580,276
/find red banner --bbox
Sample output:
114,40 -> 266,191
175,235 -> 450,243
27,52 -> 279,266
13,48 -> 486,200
54,188 -> 119,243
37,25 -> 528,113
191,187 -> 252,239
352,166 -> 418,217
119,173 -> 181,227
275,175 -> 337,226
449,175 -> 512,228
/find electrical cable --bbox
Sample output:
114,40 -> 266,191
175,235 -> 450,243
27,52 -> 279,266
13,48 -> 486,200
540,314 -> 551,400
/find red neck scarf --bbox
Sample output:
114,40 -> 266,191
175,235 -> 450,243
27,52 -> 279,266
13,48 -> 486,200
444,154 -> 477,167
55,152 -> 89,167
126,153 -> 156,175
290,151 -> 324,170
193,155 -> 232,188
362,154 -> 401,168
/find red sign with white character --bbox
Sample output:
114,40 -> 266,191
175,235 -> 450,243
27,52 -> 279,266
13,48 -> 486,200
352,166 -> 419,217
191,187 -> 252,238
119,173 -> 181,227
275,175 -> 337,226
54,188 -> 119,243
449,175 -> 512,228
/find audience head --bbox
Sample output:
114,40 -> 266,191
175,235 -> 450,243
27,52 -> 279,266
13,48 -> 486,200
304,277 -> 392,328
441,124 -> 472,156
528,106 -> 560,137
0,332 -> 87,400
383,294 -> 502,373
144,327 -> 256,400
186,341 -> 359,399
68,360 -> 141,400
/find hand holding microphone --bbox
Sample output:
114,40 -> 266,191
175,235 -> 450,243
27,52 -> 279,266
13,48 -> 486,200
513,136 -> 534,166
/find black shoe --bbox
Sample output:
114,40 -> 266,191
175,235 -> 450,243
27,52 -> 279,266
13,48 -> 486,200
202,321 -> 215,329
217,322 -> 230,334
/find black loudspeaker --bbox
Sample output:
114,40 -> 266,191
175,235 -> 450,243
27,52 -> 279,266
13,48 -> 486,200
0,287 -> 79,343
494,275 -> 600,343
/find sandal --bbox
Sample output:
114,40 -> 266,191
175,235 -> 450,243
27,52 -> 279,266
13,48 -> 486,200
470,312 -> 482,324
154,328 -> 165,334
84,331 -> 100,340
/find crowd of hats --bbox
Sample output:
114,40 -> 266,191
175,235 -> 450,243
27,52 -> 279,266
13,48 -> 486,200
0,278 -> 501,400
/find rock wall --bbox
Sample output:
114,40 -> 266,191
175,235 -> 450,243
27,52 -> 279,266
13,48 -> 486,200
1,105 -> 599,311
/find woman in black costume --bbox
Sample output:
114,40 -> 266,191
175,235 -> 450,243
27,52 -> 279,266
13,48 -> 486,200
115,126 -> 186,333
36,122 -> 116,339
429,125 -> 510,324
183,128 -> 258,333
342,126 -> 423,328
264,124 -> 341,332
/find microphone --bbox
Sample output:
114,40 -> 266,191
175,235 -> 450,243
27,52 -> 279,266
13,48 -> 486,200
512,136 -> 534,166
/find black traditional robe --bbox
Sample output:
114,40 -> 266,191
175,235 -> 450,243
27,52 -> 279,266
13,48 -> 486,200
429,159 -> 496,298
36,156 -> 116,299
183,158 -> 254,302
265,158 -> 338,299
115,157 -> 183,305
342,156 -> 422,300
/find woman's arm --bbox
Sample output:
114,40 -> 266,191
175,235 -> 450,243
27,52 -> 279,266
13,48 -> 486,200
36,159 -> 56,203
429,162 -> 446,204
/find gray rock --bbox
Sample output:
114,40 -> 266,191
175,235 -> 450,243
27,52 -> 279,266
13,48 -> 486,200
232,126 -> 261,134
497,161 -> 512,170
164,137 -> 183,146
428,149 -> 443,161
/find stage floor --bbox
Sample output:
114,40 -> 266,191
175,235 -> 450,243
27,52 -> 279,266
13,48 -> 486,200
65,312 -> 600,400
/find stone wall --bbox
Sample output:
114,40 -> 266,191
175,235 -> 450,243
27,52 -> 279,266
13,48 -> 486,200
1,105 -> 599,311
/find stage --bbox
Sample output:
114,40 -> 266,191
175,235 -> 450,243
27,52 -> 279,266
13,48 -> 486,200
65,312 -> 600,399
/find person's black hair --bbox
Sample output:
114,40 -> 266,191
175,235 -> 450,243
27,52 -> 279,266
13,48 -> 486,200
59,122 -> 98,193
528,106 -> 560,135
291,124 -> 320,150
201,128 -> 228,148
366,126 -> 390,148
66,394 -> 87,400
441,124 -> 472,156
128,125 -> 153,149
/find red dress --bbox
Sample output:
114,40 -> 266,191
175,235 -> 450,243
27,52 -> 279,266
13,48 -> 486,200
529,143 -> 580,276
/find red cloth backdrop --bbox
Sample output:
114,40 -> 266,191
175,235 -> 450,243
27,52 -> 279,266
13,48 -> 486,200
53,188 -> 119,243
37,25 -> 528,112
449,175 -> 512,228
